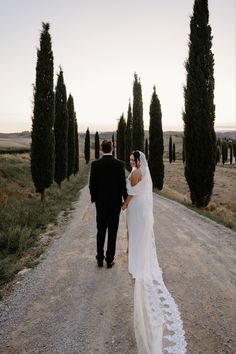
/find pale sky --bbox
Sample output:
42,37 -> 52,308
0,0 -> 235,133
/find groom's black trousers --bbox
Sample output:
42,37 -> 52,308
95,203 -> 121,263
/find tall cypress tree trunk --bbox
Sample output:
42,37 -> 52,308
116,114 -> 126,161
95,131 -> 100,159
125,101 -> 133,170
145,138 -> 149,160
169,136 -> 173,163
183,0 -> 216,207
31,22 -> 55,201
67,94 -> 76,179
74,117 -> 79,174
112,133 -> 115,157
54,68 -> 68,187
84,128 -> 90,164
148,86 -> 164,190
132,73 -> 144,151
172,143 -> 176,162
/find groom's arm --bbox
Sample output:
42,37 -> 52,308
89,161 -> 97,203
120,163 -> 128,201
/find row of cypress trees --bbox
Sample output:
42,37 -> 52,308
217,139 -> 236,165
116,0 -> 219,207
116,75 -> 164,190
31,23 -> 79,201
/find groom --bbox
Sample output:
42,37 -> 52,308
89,140 -> 127,268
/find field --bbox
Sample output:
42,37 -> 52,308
160,160 -> 236,229
0,131 -> 235,287
0,149 -> 89,287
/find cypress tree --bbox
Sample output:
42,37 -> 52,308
169,136 -> 173,163
74,116 -> 79,174
222,140 -> 228,164
67,94 -> 76,179
173,143 -> 176,162
31,22 -> 55,201
54,68 -> 68,188
132,73 -> 144,151
183,0 -> 216,207
145,138 -> 149,160
125,101 -> 133,170
148,86 -> 164,190
116,114 -> 126,161
233,141 -> 236,163
95,131 -> 100,159
112,133 -> 115,157
229,142 -> 233,164
84,128 -> 90,164
182,136 -> 186,163
216,139 -> 221,164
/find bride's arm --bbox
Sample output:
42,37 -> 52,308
122,169 -> 142,209
123,195 -> 133,207
130,169 -> 141,186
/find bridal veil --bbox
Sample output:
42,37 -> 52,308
127,151 -> 186,354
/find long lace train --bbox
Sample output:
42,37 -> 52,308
134,275 -> 187,353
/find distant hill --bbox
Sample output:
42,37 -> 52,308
0,131 -> 31,139
0,130 -> 235,151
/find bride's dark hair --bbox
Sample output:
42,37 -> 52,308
131,151 -> 140,166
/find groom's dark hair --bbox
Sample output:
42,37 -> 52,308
101,140 -> 112,153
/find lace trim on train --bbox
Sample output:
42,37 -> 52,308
135,276 -> 187,354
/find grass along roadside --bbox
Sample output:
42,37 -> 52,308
0,154 -> 90,287
156,161 -> 236,230
156,187 -> 236,230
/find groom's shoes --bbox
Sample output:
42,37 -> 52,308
97,260 -> 103,267
106,260 -> 115,269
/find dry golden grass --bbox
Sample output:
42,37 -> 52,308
160,159 -> 236,229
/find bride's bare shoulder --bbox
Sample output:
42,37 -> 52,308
130,168 -> 141,186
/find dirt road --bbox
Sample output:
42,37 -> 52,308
0,186 -> 235,353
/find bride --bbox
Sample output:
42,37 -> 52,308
123,151 -> 186,354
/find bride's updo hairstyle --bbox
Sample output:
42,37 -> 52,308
132,150 -> 140,167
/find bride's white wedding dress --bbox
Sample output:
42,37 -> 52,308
126,152 -> 186,354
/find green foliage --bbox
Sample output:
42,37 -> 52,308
31,22 -> 55,200
148,86 -> 164,190
112,133 -> 115,157
0,155 -> 89,284
233,141 -> 236,162
145,138 -> 149,160
117,114 -> 126,161
182,137 -> 186,163
222,140 -> 228,164
169,136 -> 173,163
84,128 -> 90,164
95,131 -> 100,159
216,138 -> 221,164
132,73 -> 144,151
173,143 -> 176,162
74,117 -> 79,174
183,0 -> 216,207
229,142 -> 233,164
54,68 -> 68,187
67,94 -> 76,178
0,148 -> 30,154
125,101 -> 133,170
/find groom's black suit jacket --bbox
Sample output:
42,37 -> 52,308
89,155 -> 127,207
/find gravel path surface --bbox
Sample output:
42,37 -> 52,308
155,195 -> 236,354
0,186 -> 136,354
0,186 -> 235,353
